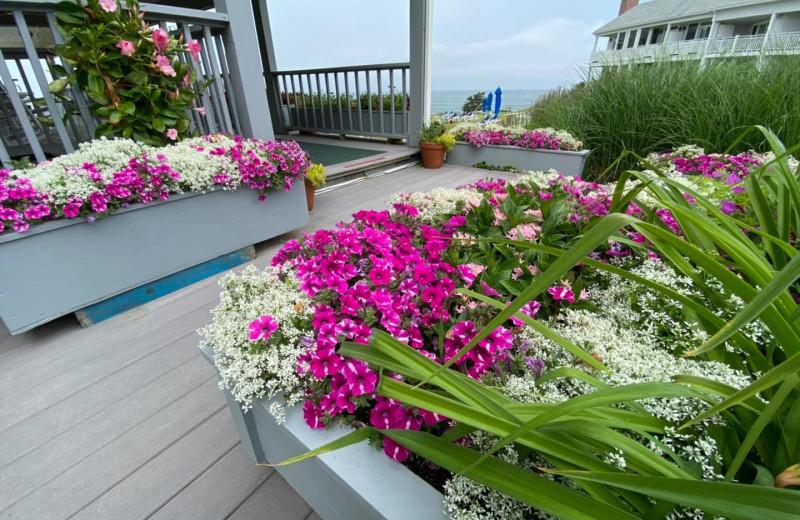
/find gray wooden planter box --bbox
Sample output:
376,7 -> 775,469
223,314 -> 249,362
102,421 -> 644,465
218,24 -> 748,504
0,185 -> 308,335
284,107 -> 408,139
199,347 -> 447,520
446,141 -> 591,176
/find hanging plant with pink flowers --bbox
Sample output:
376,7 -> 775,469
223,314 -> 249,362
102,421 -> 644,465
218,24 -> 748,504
48,0 -> 212,145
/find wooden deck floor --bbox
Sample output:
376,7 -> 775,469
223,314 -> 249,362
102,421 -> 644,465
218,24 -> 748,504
0,163 -> 503,519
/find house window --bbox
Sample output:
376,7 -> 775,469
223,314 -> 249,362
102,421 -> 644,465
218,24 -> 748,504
639,28 -> 650,45
751,22 -> 768,35
627,31 -> 636,47
686,23 -> 698,40
616,32 -> 626,49
650,28 -> 663,44
696,22 -> 712,39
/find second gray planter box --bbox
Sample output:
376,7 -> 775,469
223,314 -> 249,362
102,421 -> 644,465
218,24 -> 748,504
200,347 -> 447,520
446,142 -> 590,176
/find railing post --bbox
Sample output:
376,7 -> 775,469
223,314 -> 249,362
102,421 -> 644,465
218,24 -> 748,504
213,0 -> 275,140
250,0 -> 286,135
409,0 -> 433,148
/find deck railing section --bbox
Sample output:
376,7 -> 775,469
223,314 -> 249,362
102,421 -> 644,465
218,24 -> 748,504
0,1 -> 248,167
272,63 -> 411,140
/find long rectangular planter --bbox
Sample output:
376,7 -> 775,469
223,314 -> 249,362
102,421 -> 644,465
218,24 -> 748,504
446,141 -> 590,176
0,185 -> 308,335
199,347 -> 447,520
283,107 -> 408,138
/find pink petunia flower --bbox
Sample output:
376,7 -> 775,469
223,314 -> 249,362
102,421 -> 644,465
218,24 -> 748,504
116,40 -> 136,56
248,315 -> 279,341
302,400 -> 325,429
343,360 -> 378,396
383,438 -> 410,462
548,284 -> 575,303
187,39 -> 202,62
98,0 -> 117,12
166,128 -> 178,140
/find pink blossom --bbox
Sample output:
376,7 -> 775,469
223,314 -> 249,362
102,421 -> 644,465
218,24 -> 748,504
302,401 -> 325,429
383,438 -> 410,462
194,106 -> 206,116
116,40 -> 136,56
548,284 -> 575,303
98,0 -> 117,12
152,28 -> 169,52
155,55 -> 176,77
343,360 -> 378,396
166,128 -> 178,140
248,315 -> 279,341
309,349 -> 343,379
187,39 -> 202,62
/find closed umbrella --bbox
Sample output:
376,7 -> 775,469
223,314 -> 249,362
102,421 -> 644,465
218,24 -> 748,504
485,91 -> 493,113
493,86 -> 502,117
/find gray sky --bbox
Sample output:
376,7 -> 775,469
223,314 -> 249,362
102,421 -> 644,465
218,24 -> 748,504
266,0 -> 621,90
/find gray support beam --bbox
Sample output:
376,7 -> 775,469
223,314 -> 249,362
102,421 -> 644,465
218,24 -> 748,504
251,0 -> 285,135
213,0 -> 275,140
408,0 -> 433,148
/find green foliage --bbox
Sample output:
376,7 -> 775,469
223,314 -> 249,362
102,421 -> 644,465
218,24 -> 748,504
49,0 -> 210,145
283,91 -> 408,112
417,120 -> 445,143
472,161 -> 521,173
305,163 -> 327,188
529,58 -> 800,179
462,91 -> 486,112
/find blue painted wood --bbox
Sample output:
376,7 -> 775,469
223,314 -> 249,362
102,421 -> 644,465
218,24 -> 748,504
75,246 -> 256,328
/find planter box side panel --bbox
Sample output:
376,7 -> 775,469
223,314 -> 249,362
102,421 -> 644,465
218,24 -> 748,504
447,143 -> 588,176
250,400 -> 447,520
0,186 -> 308,334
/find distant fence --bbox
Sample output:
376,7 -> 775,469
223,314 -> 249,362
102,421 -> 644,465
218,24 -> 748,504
0,0 -> 266,167
272,63 -> 411,140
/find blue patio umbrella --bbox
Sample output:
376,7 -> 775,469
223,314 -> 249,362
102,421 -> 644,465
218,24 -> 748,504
494,86 -> 502,117
485,91 -> 493,113
481,96 -> 490,112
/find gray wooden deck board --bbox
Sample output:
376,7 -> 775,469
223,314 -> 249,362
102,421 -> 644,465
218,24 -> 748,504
0,164 -> 507,519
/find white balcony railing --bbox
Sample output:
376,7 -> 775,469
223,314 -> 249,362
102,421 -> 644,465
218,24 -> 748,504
590,31 -> 800,65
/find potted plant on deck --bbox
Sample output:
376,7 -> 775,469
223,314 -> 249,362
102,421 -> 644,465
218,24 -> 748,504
417,121 -> 455,169
304,163 -> 326,212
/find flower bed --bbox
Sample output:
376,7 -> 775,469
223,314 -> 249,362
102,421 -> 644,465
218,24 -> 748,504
200,168 -> 764,519
0,135 -> 311,334
0,134 -> 309,234
443,124 -> 589,176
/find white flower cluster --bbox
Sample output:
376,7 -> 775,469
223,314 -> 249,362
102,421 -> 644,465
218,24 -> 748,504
14,136 -> 243,205
197,265 -> 314,422
389,187 -> 484,223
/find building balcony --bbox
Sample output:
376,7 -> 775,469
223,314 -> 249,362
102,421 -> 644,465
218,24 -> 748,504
590,32 -> 800,66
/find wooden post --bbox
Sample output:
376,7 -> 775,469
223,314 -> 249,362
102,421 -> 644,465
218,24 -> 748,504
214,0 -> 275,140
409,0 -> 433,148
251,0 -> 285,135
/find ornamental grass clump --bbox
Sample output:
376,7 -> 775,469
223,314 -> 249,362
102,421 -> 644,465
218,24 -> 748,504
0,135 -> 310,234
49,0 -> 212,144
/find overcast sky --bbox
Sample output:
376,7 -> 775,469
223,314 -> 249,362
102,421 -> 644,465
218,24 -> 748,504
266,0 -> 622,91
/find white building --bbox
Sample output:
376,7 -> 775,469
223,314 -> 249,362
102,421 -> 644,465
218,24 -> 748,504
590,0 -> 800,68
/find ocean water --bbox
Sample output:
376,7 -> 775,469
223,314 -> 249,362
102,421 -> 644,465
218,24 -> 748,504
431,88 -> 549,115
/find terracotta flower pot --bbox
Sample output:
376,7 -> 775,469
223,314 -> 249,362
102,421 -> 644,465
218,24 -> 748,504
305,179 -> 315,212
419,141 -> 446,169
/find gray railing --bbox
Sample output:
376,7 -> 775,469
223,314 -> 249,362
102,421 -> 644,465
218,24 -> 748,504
272,63 -> 411,140
0,0 -> 258,167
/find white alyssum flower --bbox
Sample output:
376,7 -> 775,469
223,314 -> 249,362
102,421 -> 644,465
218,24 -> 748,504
198,265 -> 314,422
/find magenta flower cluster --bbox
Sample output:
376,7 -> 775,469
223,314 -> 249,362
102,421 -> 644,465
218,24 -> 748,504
460,129 -> 580,151
0,136 -> 310,235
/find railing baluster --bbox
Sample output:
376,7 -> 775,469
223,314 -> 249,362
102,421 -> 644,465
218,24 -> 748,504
344,71 -> 352,131
0,47 -> 46,161
402,66 -> 408,137
15,58 -> 55,145
183,23 -> 215,134
203,26 -> 233,134
290,74 -> 300,129
14,10 -> 73,154
366,69 -> 373,134
0,136 -> 12,169
377,68 -> 383,135
280,74 -> 290,129
389,68 -> 395,136
197,27 -> 225,133
334,72 -> 343,137
298,74 -> 308,129
215,33 -> 242,134
306,73 -> 317,129
315,73 -> 324,130
354,71 -> 363,133
324,72 -> 332,132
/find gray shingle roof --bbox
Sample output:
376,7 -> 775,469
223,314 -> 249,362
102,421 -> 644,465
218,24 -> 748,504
594,0 -> 776,35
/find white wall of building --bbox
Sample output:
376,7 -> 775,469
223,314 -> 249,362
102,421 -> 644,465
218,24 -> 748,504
777,12 -> 800,31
